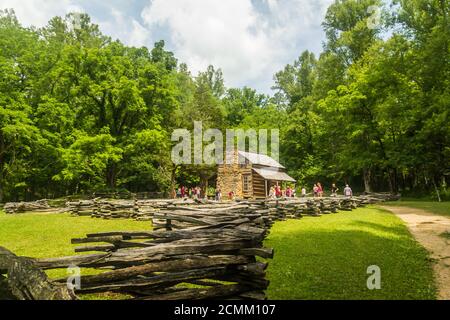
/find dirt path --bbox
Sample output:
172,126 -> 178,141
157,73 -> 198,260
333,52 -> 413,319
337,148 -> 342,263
381,206 -> 450,300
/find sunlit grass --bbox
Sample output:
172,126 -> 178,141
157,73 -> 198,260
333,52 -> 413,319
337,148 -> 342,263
0,207 -> 438,300
383,201 -> 450,217
0,210 -> 150,280
264,207 -> 437,300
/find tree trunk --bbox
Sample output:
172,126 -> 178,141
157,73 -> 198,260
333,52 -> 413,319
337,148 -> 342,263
387,168 -> 399,194
363,168 -> 372,193
106,163 -> 117,189
433,177 -> 442,202
0,181 -> 3,204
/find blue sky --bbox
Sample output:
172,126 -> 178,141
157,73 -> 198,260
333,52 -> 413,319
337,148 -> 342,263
0,0 -> 334,94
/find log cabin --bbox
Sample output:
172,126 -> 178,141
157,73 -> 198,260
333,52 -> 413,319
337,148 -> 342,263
217,150 -> 296,199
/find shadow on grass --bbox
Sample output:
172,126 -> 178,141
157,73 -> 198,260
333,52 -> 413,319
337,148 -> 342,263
349,220 -> 410,238
264,217 -> 436,300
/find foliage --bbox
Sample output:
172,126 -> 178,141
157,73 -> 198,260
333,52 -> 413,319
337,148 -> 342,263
0,0 -> 448,201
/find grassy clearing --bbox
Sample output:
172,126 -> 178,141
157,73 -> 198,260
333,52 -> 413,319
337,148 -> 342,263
264,207 -> 437,300
383,201 -> 450,217
0,210 -> 150,280
0,207 -> 437,300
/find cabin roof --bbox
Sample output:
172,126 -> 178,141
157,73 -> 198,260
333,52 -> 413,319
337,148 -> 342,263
252,167 -> 297,183
238,151 -> 285,169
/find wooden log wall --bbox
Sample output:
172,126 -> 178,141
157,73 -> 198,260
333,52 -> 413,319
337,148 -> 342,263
4,200 -> 51,214
30,202 -> 275,300
66,193 -> 400,224
1,192 -> 399,300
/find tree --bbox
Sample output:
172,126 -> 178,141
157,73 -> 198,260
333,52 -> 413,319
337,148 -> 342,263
223,87 -> 267,126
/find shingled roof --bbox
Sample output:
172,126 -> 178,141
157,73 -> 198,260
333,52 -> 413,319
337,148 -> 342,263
252,167 -> 296,183
237,151 -> 285,169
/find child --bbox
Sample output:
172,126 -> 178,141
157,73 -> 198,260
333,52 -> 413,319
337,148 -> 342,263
215,188 -> 222,201
301,187 -> 307,197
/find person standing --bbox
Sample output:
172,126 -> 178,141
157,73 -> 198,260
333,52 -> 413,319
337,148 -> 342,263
301,187 -> 307,197
331,183 -> 339,197
317,183 -> 324,198
275,185 -> 282,198
313,184 -> 319,198
344,184 -> 353,198
286,186 -> 292,198
215,188 -> 222,201
268,187 -> 275,199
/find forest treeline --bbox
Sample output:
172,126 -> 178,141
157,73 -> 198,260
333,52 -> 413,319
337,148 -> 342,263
0,0 -> 448,202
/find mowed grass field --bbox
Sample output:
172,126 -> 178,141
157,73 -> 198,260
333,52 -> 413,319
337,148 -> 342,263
264,207 -> 437,300
0,211 -> 150,280
383,201 -> 450,217
0,205 -> 438,300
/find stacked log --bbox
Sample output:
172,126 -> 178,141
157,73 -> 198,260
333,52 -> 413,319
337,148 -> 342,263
150,202 -> 271,232
266,200 -> 303,221
67,193 -> 400,222
67,200 -> 98,216
32,206 -> 274,300
4,200 -> 51,214
0,192 -> 400,300
91,200 -> 139,219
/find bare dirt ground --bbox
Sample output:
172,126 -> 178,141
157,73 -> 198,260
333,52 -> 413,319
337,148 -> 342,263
381,206 -> 450,300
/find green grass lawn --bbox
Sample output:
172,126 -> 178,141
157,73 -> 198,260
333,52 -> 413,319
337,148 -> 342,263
0,207 -> 438,300
0,210 -> 150,280
383,201 -> 450,217
264,207 -> 437,300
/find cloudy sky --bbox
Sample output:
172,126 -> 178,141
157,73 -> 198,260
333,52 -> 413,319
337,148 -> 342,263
0,0 -> 334,94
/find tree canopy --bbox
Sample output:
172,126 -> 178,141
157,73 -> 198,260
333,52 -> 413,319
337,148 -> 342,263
0,0 -> 448,201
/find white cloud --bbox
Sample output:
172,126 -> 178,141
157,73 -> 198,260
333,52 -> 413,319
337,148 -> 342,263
100,8 -> 151,47
141,0 -> 333,92
0,0 -> 335,93
0,0 -> 151,48
129,19 -> 151,47
0,0 -> 83,27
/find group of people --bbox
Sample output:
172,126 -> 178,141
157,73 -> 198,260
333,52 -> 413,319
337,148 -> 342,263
176,186 -> 203,200
176,182 -> 354,201
300,183 -> 353,198
268,185 -> 296,199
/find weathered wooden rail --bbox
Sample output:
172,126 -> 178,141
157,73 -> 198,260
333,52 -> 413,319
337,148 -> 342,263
3,199 -> 51,214
1,193 -> 398,300
1,202 -> 275,300
66,193 -> 400,223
